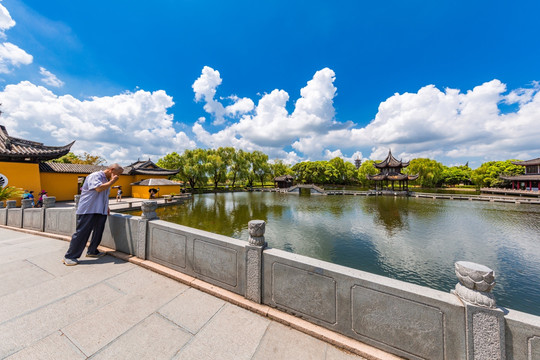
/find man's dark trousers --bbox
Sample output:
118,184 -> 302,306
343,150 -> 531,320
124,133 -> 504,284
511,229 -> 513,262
65,214 -> 107,259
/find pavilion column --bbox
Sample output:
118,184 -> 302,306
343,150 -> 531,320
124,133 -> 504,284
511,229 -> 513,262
512,182 -> 514,190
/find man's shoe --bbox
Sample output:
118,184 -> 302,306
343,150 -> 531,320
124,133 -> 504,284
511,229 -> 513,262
63,258 -> 79,266
85,251 -> 107,258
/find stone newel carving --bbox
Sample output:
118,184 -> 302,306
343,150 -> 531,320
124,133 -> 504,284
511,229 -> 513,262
6,200 -> 16,208
43,196 -> 56,208
454,261 -> 496,308
0,201 -> 4,208
21,199 -> 33,209
246,220 -> 266,303
141,200 -> 159,220
74,195 -> 80,210
453,261 -> 506,360
248,220 -> 266,246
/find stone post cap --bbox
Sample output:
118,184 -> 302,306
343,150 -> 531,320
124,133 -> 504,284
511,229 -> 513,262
455,261 -> 495,292
74,195 -> 81,209
248,220 -> 266,246
6,200 -> 16,208
141,200 -> 159,220
21,199 -> 33,209
0,200 -> 4,208
43,196 -> 56,208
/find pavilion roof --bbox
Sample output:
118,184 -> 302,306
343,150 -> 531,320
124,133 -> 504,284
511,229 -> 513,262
512,158 -> 540,166
374,150 -> 410,169
130,178 -> 182,186
500,174 -> 540,181
125,159 -> 180,176
274,175 -> 294,182
0,125 -> 74,163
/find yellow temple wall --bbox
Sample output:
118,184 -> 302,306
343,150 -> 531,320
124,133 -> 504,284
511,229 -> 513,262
0,162 -> 41,206
131,184 -> 182,199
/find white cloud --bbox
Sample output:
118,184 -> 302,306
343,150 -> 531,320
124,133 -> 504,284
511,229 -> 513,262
0,3 -> 15,39
192,67 -> 255,125
0,42 -> 32,73
0,81 -> 196,164
39,67 -> 64,87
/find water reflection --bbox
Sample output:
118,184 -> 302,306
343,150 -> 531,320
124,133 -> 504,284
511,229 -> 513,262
130,192 -> 540,316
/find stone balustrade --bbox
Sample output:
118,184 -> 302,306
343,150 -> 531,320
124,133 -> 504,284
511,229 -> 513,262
1,198 -> 539,359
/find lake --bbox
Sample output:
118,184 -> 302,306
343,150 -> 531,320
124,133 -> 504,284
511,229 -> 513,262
130,192 -> 540,316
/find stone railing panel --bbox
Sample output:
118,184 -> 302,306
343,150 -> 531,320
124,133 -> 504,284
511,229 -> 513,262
22,208 -> 44,231
101,214 -> 141,256
262,248 -> 466,360
147,220 -> 246,295
504,309 -> 540,360
0,208 -> 6,225
44,208 -> 75,236
6,208 -> 23,228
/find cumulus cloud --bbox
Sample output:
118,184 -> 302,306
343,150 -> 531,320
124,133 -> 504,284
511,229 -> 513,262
0,3 -> 15,39
0,42 -> 32,73
39,67 -> 64,87
193,67 -> 357,161
0,81 -> 196,164
192,66 -> 259,125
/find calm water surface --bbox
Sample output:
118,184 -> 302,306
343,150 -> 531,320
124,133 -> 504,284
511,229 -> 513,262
135,192 -> 540,316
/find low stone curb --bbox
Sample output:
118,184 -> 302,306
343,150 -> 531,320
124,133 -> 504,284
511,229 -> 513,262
0,224 -> 401,360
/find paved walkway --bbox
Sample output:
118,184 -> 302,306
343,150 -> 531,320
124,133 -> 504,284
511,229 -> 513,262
0,227 -> 369,360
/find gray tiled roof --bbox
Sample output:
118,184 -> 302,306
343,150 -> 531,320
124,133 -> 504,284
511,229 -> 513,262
130,178 -> 182,186
512,158 -> 540,166
0,125 -> 73,162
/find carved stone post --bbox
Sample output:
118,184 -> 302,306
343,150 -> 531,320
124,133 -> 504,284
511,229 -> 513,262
0,201 -> 4,208
246,220 -> 266,303
6,200 -> 16,208
453,261 -> 506,360
74,195 -> 80,210
141,200 -> 158,220
43,196 -> 56,208
138,201 -> 159,259
21,199 -> 33,209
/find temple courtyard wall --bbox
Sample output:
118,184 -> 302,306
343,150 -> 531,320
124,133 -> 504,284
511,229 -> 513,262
1,198 -> 539,359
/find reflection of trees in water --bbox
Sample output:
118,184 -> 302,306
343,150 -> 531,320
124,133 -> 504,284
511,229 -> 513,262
155,193 -> 287,238
362,196 -> 408,236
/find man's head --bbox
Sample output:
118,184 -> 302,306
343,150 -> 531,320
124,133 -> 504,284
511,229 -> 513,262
105,163 -> 124,177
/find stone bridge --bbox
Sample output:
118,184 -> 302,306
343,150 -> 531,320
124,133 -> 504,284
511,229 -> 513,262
285,184 -> 326,195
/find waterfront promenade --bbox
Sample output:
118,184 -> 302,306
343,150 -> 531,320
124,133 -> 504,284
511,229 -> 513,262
0,226 -> 383,360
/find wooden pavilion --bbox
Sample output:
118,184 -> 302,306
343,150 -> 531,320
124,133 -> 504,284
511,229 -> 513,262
367,150 -> 418,191
500,157 -> 540,191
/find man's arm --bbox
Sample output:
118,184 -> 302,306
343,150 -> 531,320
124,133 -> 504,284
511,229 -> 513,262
95,174 -> 119,193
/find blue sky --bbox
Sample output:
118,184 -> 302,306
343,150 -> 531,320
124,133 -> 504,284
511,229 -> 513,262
1,0 -> 540,167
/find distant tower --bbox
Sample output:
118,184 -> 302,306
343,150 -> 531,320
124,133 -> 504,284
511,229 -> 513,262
354,157 -> 362,169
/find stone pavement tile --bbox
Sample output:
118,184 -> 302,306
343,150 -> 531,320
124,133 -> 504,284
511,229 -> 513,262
91,313 -> 192,360
105,265 -> 190,295
0,259 -> 55,297
5,331 -> 86,360
0,238 -> 67,265
0,283 -> 121,358
325,345 -> 367,360
252,321 -> 326,360
0,257 -> 132,324
158,287 -> 225,334
62,274 -> 185,356
175,303 -> 270,360
25,248 -> 82,278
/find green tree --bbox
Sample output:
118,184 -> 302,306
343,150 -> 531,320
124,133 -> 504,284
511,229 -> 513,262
179,149 -> 209,190
0,186 -> 24,201
471,160 -> 524,187
441,165 -> 472,186
206,149 -> 227,190
269,159 -> 292,179
156,152 -> 183,180
406,158 -> 445,188
51,152 -> 106,165
357,160 -> 378,187
228,149 -> 249,188
250,151 -> 270,187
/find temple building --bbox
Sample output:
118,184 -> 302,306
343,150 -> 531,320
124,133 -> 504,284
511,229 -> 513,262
367,150 -> 418,191
0,125 -> 179,203
500,158 -> 540,191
